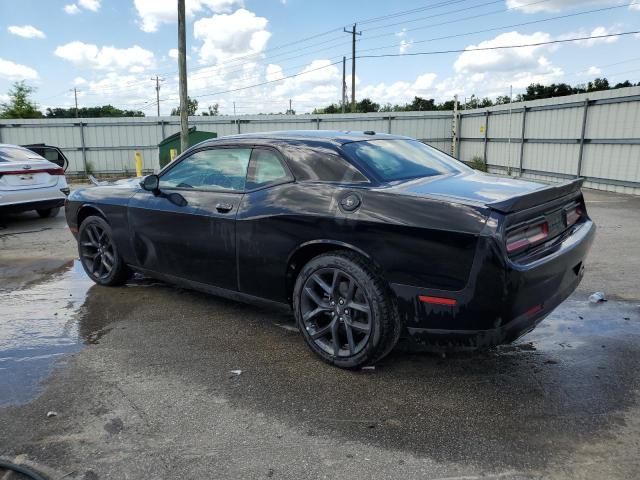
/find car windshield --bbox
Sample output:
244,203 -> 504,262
342,139 -> 466,182
0,146 -> 44,163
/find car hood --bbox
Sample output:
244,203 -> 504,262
389,171 -> 549,206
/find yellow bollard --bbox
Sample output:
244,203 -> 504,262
169,148 -> 178,162
134,151 -> 143,177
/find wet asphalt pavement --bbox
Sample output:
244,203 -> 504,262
1,190 -> 640,479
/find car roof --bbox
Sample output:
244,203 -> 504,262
200,130 -> 412,147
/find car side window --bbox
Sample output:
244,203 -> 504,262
159,148 -> 251,192
282,145 -> 369,184
246,149 -> 292,190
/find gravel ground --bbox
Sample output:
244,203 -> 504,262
0,188 -> 639,480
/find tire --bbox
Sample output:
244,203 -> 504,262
77,215 -> 129,286
36,207 -> 60,218
293,251 -> 401,369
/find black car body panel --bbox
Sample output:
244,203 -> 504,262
65,131 -> 595,350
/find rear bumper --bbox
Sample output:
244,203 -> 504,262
391,219 -> 595,350
0,178 -> 68,210
0,197 -> 65,213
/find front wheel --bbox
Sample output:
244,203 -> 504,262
293,251 -> 401,369
78,215 -> 129,286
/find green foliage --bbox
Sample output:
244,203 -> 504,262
469,155 -> 487,172
45,105 -> 145,118
0,81 -> 43,119
171,96 -> 199,116
85,160 -> 95,175
201,103 -> 219,116
312,77 -> 639,114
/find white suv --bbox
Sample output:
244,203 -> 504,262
0,144 -> 70,218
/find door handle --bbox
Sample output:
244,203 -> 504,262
216,202 -> 234,213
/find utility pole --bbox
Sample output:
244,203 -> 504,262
233,101 -> 236,116
151,76 -> 164,117
289,98 -> 292,114
71,87 -> 79,118
177,0 -> 189,153
344,24 -> 361,113
341,56 -> 346,113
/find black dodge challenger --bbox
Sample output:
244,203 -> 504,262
65,131 -> 595,368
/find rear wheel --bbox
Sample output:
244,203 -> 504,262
36,207 -> 60,218
78,215 -> 129,286
293,251 -> 400,369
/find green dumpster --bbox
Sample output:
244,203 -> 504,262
158,127 -> 217,169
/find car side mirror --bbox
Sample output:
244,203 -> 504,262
141,174 -> 160,192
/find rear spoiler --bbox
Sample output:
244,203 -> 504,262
488,178 -> 584,213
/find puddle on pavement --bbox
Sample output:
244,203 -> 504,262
0,261 -> 94,406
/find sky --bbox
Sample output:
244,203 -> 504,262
0,0 -> 639,116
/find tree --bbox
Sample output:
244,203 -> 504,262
45,105 -> 144,118
312,103 -> 341,114
356,98 -> 380,113
171,96 -> 198,116
0,81 -> 43,119
408,96 -> 437,111
587,77 -> 610,92
201,103 -> 219,116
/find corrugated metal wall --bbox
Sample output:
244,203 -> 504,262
457,86 -> 640,195
2,86 -> 639,194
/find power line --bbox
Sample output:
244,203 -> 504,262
357,30 -> 640,60
177,30 -> 639,103
358,1 -> 638,55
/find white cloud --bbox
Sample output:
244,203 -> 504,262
64,4 -> 80,14
454,31 -> 552,74
563,25 -> 621,47
631,2 -> 640,9
168,48 -> 179,59
399,39 -> 413,54
506,0 -> 620,14
64,0 -> 100,14
134,0 -> 244,33
78,0 -> 100,11
0,58 -> 39,80
194,9 -> 271,65
585,66 -> 602,76
271,59 -> 340,99
433,31 -> 566,100
73,76 -> 87,86
266,64 -> 284,82
8,25 -> 45,39
54,41 -> 155,71
84,72 -> 155,107
359,73 -> 438,105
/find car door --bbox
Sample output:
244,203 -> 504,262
128,146 -> 251,290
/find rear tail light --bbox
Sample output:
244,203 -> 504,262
506,220 -> 549,254
0,167 -> 64,176
418,295 -> 457,306
565,204 -> 583,226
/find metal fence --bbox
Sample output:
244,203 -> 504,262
1,85 -> 639,195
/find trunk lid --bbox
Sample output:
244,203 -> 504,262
389,171 -> 556,208
0,145 -> 63,191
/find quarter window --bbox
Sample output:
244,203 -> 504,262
246,149 -> 291,190
159,148 -> 251,191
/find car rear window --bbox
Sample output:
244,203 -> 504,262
341,139 -> 465,182
0,146 -> 44,163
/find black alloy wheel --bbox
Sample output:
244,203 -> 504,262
78,216 -> 128,286
294,251 -> 401,368
301,268 -> 372,358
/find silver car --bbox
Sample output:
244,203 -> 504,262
0,144 -> 69,218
